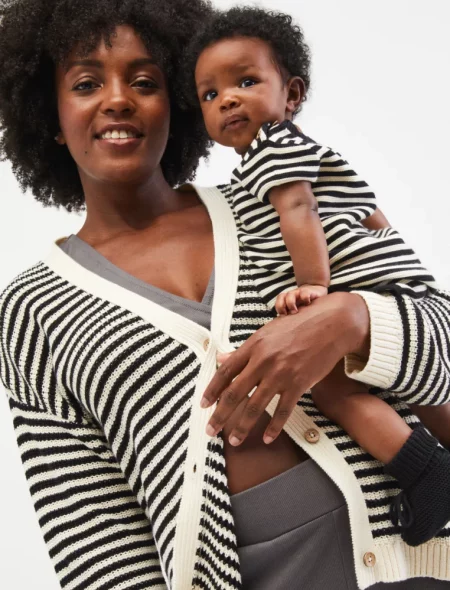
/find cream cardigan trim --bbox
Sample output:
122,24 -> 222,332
45,185 -> 240,589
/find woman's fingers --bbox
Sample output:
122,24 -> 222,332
205,371 -> 259,437
228,386 -> 282,446
200,348 -> 248,409
263,396 -> 300,444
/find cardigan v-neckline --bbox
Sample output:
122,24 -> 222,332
45,184 -> 242,588
60,233 -> 216,312
45,185 -> 240,357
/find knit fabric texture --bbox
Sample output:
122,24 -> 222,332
1,185 -> 450,589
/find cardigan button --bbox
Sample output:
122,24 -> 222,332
304,428 -> 320,444
203,338 -> 210,351
363,552 -> 376,567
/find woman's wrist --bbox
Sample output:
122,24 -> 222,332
344,290 -> 404,390
325,292 -> 371,359
345,292 -> 371,358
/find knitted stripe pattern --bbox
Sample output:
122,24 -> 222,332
1,186 -> 450,588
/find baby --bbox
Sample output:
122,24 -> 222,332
183,6 -> 450,547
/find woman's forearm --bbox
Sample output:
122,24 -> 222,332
345,289 -> 450,406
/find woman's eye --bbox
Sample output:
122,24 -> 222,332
240,78 -> 256,88
73,80 -> 98,92
133,79 -> 158,89
203,90 -> 217,102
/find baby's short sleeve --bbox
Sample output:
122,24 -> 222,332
232,120 -> 323,203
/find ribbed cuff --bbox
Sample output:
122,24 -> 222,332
345,291 -> 403,390
384,427 -> 439,488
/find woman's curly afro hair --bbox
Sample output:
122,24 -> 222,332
0,0 -> 214,211
182,6 -> 312,113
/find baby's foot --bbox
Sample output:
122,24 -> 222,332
385,426 -> 450,546
275,285 -> 328,315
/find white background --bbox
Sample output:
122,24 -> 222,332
0,0 -> 449,587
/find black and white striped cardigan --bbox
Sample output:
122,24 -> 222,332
1,185 -> 450,590
231,120 -> 435,306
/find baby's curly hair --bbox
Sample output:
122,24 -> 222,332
0,0 -> 213,211
182,6 -> 312,113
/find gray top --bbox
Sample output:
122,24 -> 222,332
60,235 -> 214,330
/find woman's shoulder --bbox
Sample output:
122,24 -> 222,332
0,260 -> 55,322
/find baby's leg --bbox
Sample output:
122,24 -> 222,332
409,403 -> 450,449
312,360 -> 411,464
313,360 -> 450,547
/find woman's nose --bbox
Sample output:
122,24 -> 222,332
101,82 -> 136,115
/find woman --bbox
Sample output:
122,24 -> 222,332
0,0 -> 449,589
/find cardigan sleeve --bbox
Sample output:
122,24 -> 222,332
0,291 -> 167,590
345,288 -> 450,406
4,396 -> 167,589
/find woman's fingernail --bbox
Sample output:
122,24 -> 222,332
206,424 -> 216,437
229,436 -> 241,446
264,435 -> 274,444
200,398 -> 209,409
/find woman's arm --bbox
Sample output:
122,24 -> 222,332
0,291 -> 166,589
202,286 -> 450,445
349,288 -> 450,405
4,393 -> 166,589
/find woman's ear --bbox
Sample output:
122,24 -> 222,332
285,76 -> 305,115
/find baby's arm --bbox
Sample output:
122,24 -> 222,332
269,180 -> 330,312
362,207 -> 390,230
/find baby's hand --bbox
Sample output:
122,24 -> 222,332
275,285 -> 328,315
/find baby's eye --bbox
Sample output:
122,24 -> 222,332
240,78 -> 256,88
203,90 -> 218,102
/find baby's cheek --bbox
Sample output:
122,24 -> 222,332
201,111 -> 216,138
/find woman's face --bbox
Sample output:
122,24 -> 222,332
55,25 -> 170,187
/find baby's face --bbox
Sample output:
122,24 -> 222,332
195,37 -> 291,155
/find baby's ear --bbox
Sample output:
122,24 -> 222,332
286,77 -> 305,114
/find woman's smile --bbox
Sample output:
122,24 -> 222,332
94,123 -> 145,152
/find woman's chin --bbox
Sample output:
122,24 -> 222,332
85,164 -> 156,187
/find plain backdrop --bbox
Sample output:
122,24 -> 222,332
0,0 -> 449,587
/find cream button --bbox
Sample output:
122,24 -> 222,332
203,338 -> 210,351
304,428 -> 320,444
363,552 -> 376,567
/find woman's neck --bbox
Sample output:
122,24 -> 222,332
77,167 -> 199,246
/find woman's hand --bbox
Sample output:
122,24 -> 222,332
201,292 -> 370,446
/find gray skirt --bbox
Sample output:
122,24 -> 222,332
231,459 -> 450,590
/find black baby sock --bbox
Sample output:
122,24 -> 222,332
384,426 -> 450,547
